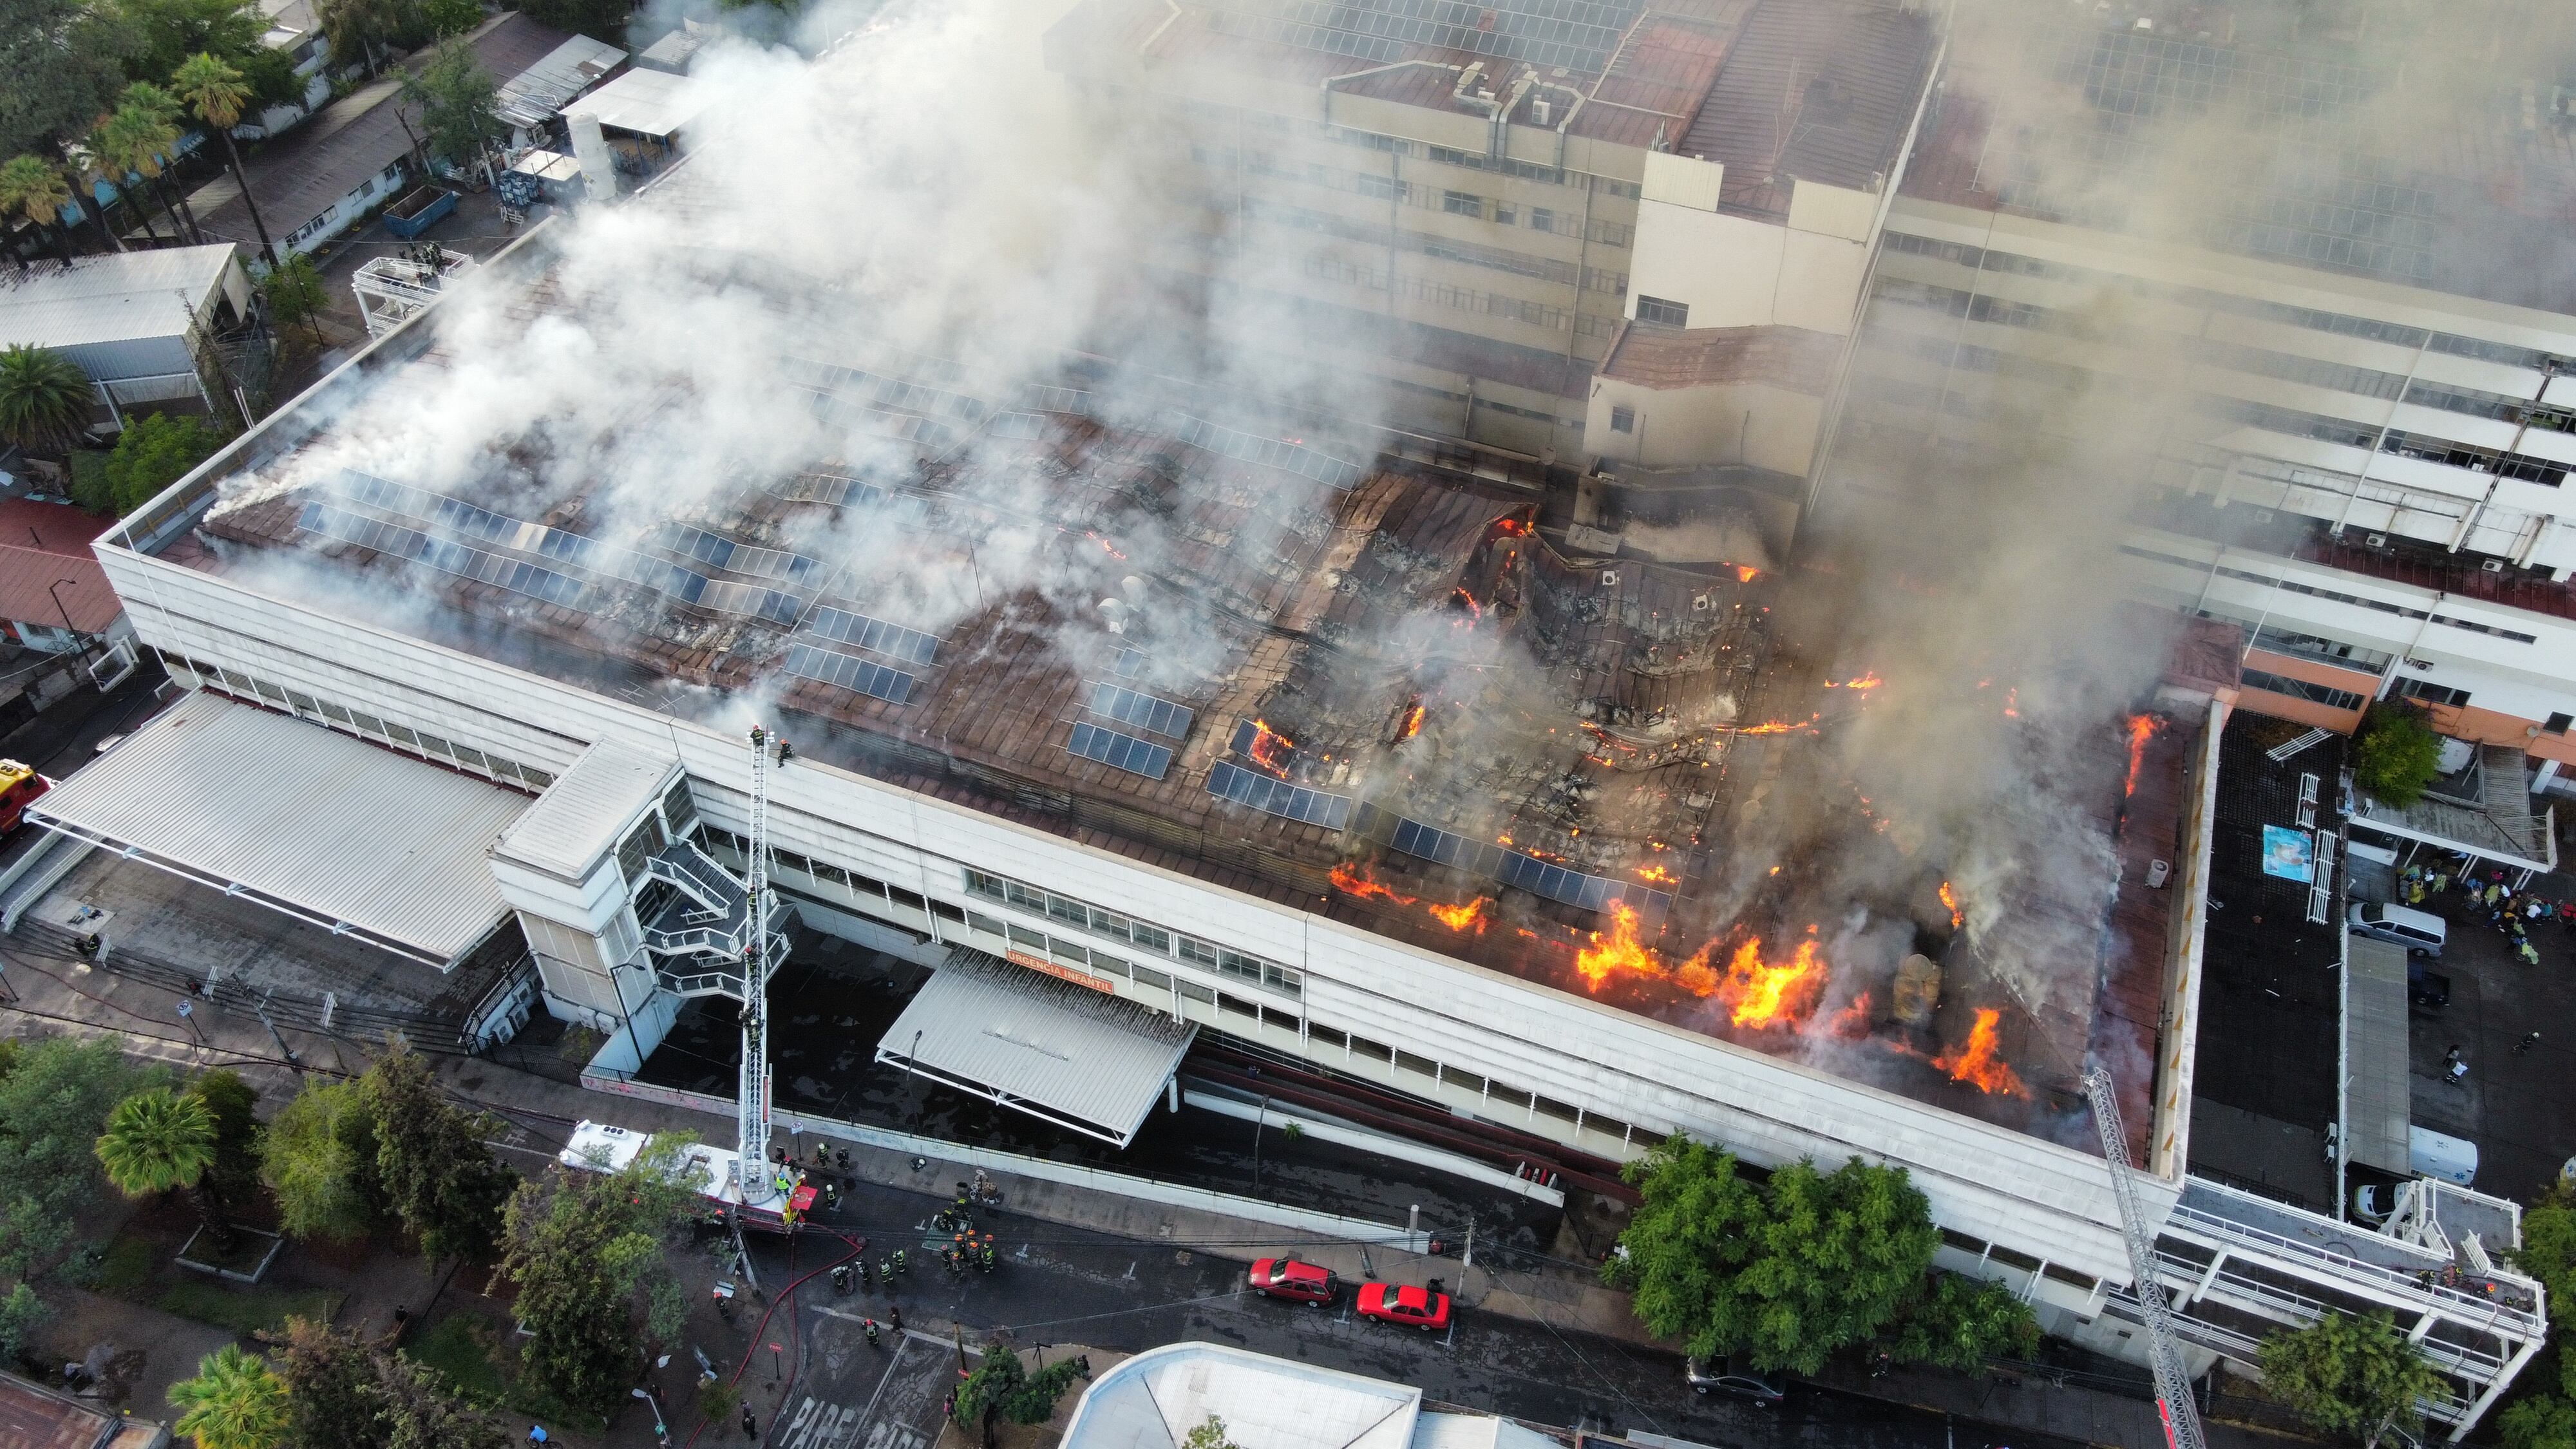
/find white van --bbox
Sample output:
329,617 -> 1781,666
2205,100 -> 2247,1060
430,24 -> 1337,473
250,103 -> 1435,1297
2411,1126 -> 2479,1187
2349,902 -> 2448,958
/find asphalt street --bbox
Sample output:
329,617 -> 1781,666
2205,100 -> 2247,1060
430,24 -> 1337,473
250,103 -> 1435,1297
712,1164 -> 2080,1449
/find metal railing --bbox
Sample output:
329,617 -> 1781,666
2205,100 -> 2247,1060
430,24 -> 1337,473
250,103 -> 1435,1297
2167,1199 -> 2543,1332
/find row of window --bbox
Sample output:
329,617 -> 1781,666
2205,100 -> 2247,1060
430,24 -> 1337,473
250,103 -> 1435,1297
1880,229 -> 2568,374
2121,545 -> 2541,643
963,867 -> 1303,998
1936,1227 -> 2101,1295
698,826 -> 941,919
2240,668 -> 2367,711
1193,146 -> 1636,251
162,652 -> 558,791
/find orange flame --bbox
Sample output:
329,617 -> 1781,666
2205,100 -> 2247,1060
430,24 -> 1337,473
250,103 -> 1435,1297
1840,672 -> 1883,690
1451,587 -> 1482,621
1938,881 -> 1964,931
1829,992 -> 1873,1039
2124,714 -> 2161,799
1493,516 -> 1533,536
2002,688 -> 2020,719
1635,863 -> 1676,884
1426,898 -> 1489,933
1736,565 -> 1759,583
1249,719 -> 1294,775
1723,937 -> 1824,1028
1399,701 -> 1426,741
1575,903 -> 1668,989
1331,863 -> 1415,905
1932,1009 -> 2029,1098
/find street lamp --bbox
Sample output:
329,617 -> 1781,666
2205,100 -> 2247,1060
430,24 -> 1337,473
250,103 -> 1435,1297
45,578 -> 91,663
629,1387 -> 667,1444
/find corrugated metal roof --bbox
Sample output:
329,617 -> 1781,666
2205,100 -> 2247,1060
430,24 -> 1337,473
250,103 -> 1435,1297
0,499 -> 119,632
567,68 -> 706,137
495,739 -> 676,880
498,34 -> 627,129
0,244 -> 240,352
27,690 -> 528,962
2344,936 -> 2412,1177
877,949 -> 1195,1144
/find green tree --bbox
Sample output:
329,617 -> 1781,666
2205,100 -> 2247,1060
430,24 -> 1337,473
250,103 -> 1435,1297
514,0 -> 628,44
97,1084 -> 236,1253
117,82 -> 201,240
1883,1271 -> 2039,1374
0,344 -> 94,455
169,1343 -> 292,1449
0,153 -> 76,260
399,37 -> 501,171
314,0 -> 424,73
2258,1311 -> 2443,1449
421,0 -> 479,36
193,1069 -> 263,1207
86,100 -> 176,244
696,1379 -> 740,1434
170,52 -> 276,263
2353,702 -> 2445,807
949,1341 -> 1083,1435
114,0 -> 263,89
364,1037 -> 517,1265
0,1037 -> 151,1289
0,1281 -> 48,1365
271,1314 -> 506,1449
262,251 -> 329,343
1183,1416 -> 1243,1449
2503,1394 -> 2576,1449
103,412 -> 222,513
261,1077 -> 384,1242
0,0 -> 135,160
500,1136 -> 703,1417
1607,1135 -> 1956,1376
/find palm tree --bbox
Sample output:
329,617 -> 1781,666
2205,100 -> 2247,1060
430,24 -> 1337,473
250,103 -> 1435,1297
96,1086 -> 235,1253
171,54 -> 274,264
168,1345 -> 290,1449
110,85 -> 200,244
0,155 -> 75,263
0,346 -> 95,455
81,117 -> 164,247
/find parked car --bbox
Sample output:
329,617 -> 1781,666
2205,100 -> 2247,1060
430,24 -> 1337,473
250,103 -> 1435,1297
1356,1281 -> 1450,1331
1248,1257 -> 1337,1305
1685,1356 -> 1787,1405
2349,902 -> 2447,958
2407,961 -> 2451,1009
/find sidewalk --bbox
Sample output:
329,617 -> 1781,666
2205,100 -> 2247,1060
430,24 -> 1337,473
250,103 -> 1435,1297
0,942 -> 2302,1449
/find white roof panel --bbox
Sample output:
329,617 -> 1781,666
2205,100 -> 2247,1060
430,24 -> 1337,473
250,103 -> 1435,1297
878,949 -> 1195,1144
498,33 -> 627,128
27,690 -> 527,963
1064,1344 -> 1420,1449
0,245 -> 239,351
566,68 -> 706,137
496,739 -> 676,880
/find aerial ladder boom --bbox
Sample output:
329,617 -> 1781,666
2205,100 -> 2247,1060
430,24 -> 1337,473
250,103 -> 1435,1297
2083,1066 -> 2208,1449
738,724 -> 779,1209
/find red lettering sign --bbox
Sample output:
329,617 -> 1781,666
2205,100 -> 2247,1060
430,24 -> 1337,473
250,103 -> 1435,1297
1004,949 -> 1116,993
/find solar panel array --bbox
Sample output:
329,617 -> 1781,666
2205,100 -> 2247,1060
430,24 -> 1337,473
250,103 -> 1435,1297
1203,0 -> 1640,76
656,522 -> 820,585
1067,722 -> 1173,779
808,607 -> 940,667
1383,813 -> 1672,916
1175,414 -> 1364,490
775,473 -> 890,509
988,412 -> 1049,440
299,504 -> 591,608
1113,648 -> 1148,679
1025,384 -> 1094,415
781,643 -> 914,705
1207,760 -> 1352,829
1227,717 -> 1303,771
786,356 -> 994,427
1088,682 -> 1193,740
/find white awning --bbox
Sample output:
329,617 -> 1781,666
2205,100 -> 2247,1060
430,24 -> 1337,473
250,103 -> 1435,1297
28,691 -> 531,966
878,949 -> 1196,1146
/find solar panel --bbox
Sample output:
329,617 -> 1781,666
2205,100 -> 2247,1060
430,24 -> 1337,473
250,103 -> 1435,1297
1174,413 -> 1364,490
1067,723 -> 1172,780
1202,0 -> 1639,76
785,356 -> 994,426
299,504 -> 591,609
656,522 -> 820,585
1089,682 -> 1194,740
774,473 -> 889,508
1383,813 -> 1671,917
987,412 -> 1048,440
781,643 -> 914,704
809,607 -> 939,666
1208,761 -> 1352,829
1025,384 -> 1094,415
1113,648 -> 1148,679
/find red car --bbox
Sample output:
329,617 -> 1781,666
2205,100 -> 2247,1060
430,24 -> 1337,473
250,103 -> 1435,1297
1356,1281 -> 1452,1331
1249,1257 -> 1337,1305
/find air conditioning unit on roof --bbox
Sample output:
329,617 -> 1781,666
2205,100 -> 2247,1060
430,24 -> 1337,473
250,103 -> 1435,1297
2367,533 -> 2388,547
2483,559 -> 2507,573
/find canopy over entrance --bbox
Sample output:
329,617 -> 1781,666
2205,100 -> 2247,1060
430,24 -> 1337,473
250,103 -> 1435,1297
28,691 -> 531,967
877,948 -> 1196,1146
2344,936 -> 2413,1179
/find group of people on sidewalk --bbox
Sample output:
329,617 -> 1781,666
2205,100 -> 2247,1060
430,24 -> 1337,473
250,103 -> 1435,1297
2401,861 -> 2571,966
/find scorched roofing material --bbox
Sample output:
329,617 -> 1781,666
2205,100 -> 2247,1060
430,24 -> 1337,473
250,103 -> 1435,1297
876,947 -> 1197,1144
26,690 -> 529,964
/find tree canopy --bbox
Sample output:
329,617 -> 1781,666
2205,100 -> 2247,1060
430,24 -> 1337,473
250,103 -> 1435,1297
1607,1134 -> 2035,1376
2257,1310 -> 2441,1449
97,412 -> 223,515
400,36 -> 502,167
499,1135 -> 703,1417
0,344 -> 94,455
261,1077 -> 384,1242
513,0 -> 629,46
2354,702 -> 2445,807
2502,1195 -> 2576,1449
951,1341 -> 1084,1431
0,1037 -> 153,1287
169,1343 -> 292,1449
0,0 -> 135,157
363,1036 -> 518,1265
272,1314 -> 509,1449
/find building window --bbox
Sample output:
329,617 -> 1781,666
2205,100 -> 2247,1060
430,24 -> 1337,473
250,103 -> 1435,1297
2546,713 -> 2572,735
1530,207 -> 1554,232
2240,669 -> 2365,711
1443,190 -> 1484,216
2403,683 -> 2472,708
1609,405 -> 1634,433
1634,295 -> 1689,327
1493,202 -> 1516,226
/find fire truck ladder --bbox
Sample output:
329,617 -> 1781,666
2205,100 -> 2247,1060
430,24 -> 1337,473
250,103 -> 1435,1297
736,724 -> 781,1210
2083,1066 -> 2208,1449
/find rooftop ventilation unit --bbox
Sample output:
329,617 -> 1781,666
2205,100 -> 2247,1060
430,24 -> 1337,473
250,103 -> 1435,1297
2367,533 -> 2389,547
2483,559 -> 2507,573
1600,570 -> 1620,588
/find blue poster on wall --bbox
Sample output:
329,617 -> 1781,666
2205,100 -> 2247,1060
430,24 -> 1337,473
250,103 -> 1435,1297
2261,824 -> 2316,882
